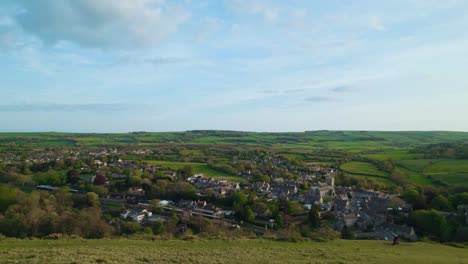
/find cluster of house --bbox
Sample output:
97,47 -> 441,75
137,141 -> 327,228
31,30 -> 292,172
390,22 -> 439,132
251,174 -> 336,209
120,208 -> 169,223
187,175 -> 241,196
331,187 -> 417,241
120,208 -> 153,222
178,199 -> 231,218
119,198 -> 231,224
114,164 -> 422,242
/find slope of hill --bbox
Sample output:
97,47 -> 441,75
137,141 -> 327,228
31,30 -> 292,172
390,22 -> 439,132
0,238 -> 466,264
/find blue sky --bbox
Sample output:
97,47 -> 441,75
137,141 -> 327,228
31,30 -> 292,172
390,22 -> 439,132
1,0 -> 468,132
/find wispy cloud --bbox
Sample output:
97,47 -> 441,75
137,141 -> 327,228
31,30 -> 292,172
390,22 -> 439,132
145,56 -> 188,66
262,89 -> 277,94
284,88 -> 306,94
305,96 -> 337,103
330,86 -> 356,93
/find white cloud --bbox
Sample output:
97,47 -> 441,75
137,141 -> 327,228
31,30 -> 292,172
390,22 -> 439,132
5,0 -> 190,49
369,16 -> 385,31
0,29 -> 15,49
0,17 -> 17,50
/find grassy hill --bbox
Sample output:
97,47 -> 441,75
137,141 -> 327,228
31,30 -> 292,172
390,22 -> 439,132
0,238 -> 466,264
2,130 -> 468,150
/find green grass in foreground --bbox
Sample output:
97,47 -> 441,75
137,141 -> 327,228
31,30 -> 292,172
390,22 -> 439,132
0,239 -> 466,264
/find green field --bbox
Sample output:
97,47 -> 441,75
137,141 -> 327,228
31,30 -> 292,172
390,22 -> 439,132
430,173 -> 468,185
393,159 -> 468,186
2,131 -> 468,150
426,160 -> 468,174
346,174 -> 395,185
392,166 -> 432,185
2,131 -> 468,187
340,162 -> 389,177
398,159 -> 438,172
361,152 -> 424,161
0,238 -> 466,264
145,160 -> 245,182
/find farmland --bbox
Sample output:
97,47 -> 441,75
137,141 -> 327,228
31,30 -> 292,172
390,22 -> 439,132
340,162 -> 389,177
1,130 -> 468,187
1,131 -> 468,150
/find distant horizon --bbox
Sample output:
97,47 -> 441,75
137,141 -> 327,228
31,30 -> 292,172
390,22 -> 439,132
1,1 -> 468,132
1,129 -> 468,134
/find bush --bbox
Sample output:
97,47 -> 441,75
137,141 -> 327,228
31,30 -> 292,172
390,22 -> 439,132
275,227 -> 304,242
308,227 -> 340,242
43,233 -> 64,240
143,227 -> 153,235
122,222 -> 141,235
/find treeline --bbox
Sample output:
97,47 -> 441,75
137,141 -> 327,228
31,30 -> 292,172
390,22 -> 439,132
0,186 -> 112,238
402,188 -> 468,211
402,187 -> 468,242
412,143 -> 468,159
408,209 -> 468,242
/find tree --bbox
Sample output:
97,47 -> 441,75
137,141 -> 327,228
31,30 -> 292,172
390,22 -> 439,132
286,201 -> 303,215
33,170 -> 63,186
409,210 -> 447,240
0,186 -> 17,213
430,195 -> 452,211
90,185 -> 109,197
180,165 -> 193,181
230,191 -> 247,207
308,205 -> 321,228
121,222 -> 141,235
390,172 -> 407,185
204,188 -> 217,201
76,207 -> 114,238
86,192 -> 100,207
451,192 -> 468,207
66,169 -> 81,184
403,189 -> 427,209
252,202 -> 271,219
341,225 -> 353,239
128,176 -> 142,187
151,221 -> 166,235
243,205 -> 255,222
274,214 -> 284,229
93,174 -> 106,185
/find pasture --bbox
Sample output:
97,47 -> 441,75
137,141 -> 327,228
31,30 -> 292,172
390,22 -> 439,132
2,131 -> 468,187
340,162 -> 389,177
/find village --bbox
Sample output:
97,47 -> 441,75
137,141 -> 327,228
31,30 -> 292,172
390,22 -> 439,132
2,147 -> 425,240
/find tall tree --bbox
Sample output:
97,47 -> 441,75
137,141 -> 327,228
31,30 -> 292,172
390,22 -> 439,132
308,205 -> 321,228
